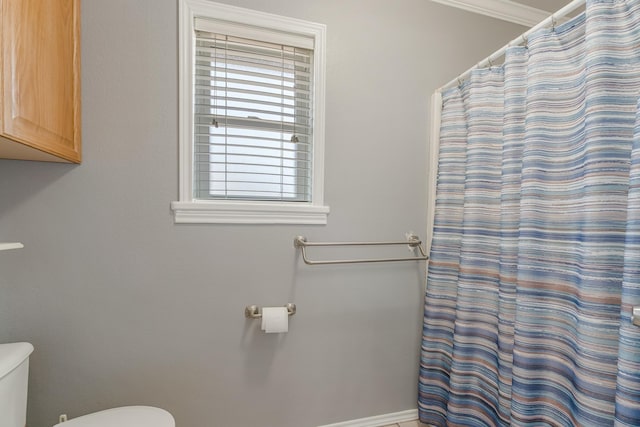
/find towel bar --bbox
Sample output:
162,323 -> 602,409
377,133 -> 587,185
294,234 -> 428,265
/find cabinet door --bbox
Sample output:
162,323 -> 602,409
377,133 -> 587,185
1,0 -> 81,163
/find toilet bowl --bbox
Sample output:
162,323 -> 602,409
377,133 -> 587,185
53,406 -> 174,427
0,342 -> 174,427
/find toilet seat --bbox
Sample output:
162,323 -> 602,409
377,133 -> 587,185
52,406 -> 174,427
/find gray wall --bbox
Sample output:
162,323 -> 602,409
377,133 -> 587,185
0,1 -> 523,426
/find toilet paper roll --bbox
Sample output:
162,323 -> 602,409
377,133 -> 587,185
260,307 -> 289,333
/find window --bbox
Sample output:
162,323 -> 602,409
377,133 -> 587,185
173,0 -> 329,224
194,25 -> 312,201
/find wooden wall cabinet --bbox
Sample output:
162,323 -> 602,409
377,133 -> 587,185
0,0 -> 81,163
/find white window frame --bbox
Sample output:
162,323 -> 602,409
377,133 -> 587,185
172,0 -> 329,224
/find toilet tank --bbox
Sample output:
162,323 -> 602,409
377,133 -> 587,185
0,342 -> 34,427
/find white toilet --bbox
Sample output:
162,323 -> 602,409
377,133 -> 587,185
0,342 -> 175,427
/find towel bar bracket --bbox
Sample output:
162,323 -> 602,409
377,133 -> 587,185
632,306 -> 640,327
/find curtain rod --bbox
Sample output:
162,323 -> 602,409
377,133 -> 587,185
437,0 -> 585,93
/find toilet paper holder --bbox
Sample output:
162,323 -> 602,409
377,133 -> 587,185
245,303 -> 296,319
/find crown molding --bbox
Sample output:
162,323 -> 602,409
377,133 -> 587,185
430,0 -> 550,27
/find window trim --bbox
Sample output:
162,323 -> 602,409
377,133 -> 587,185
173,0 -> 329,224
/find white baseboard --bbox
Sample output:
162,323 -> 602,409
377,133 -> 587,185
317,409 -> 419,427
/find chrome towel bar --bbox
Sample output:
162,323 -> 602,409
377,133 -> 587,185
294,234 -> 429,265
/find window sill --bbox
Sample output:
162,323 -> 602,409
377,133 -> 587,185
170,200 -> 330,225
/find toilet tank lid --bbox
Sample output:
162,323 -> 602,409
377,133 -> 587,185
0,342 -> 34,379
53,406 -> 175,427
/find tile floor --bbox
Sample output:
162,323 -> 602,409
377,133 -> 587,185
382,421 -> 431,427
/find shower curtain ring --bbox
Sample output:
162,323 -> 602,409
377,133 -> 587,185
551,15 -> 557,31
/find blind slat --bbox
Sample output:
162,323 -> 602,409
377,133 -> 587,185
195,142 -> 311,155
194,86 -> 311,108
194,73 -> 310,96
201,157 -> 312,167
194,62 -> 311,84
193,116 -> 311,133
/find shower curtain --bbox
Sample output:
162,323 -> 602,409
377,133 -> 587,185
419,1 -> 640,426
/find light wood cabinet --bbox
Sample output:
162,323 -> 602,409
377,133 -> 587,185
0,0 -> 81,163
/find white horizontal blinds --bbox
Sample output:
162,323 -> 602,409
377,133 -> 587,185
193,23 -> 314,202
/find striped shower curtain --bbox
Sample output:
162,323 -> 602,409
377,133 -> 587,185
419,1 -> 640,426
